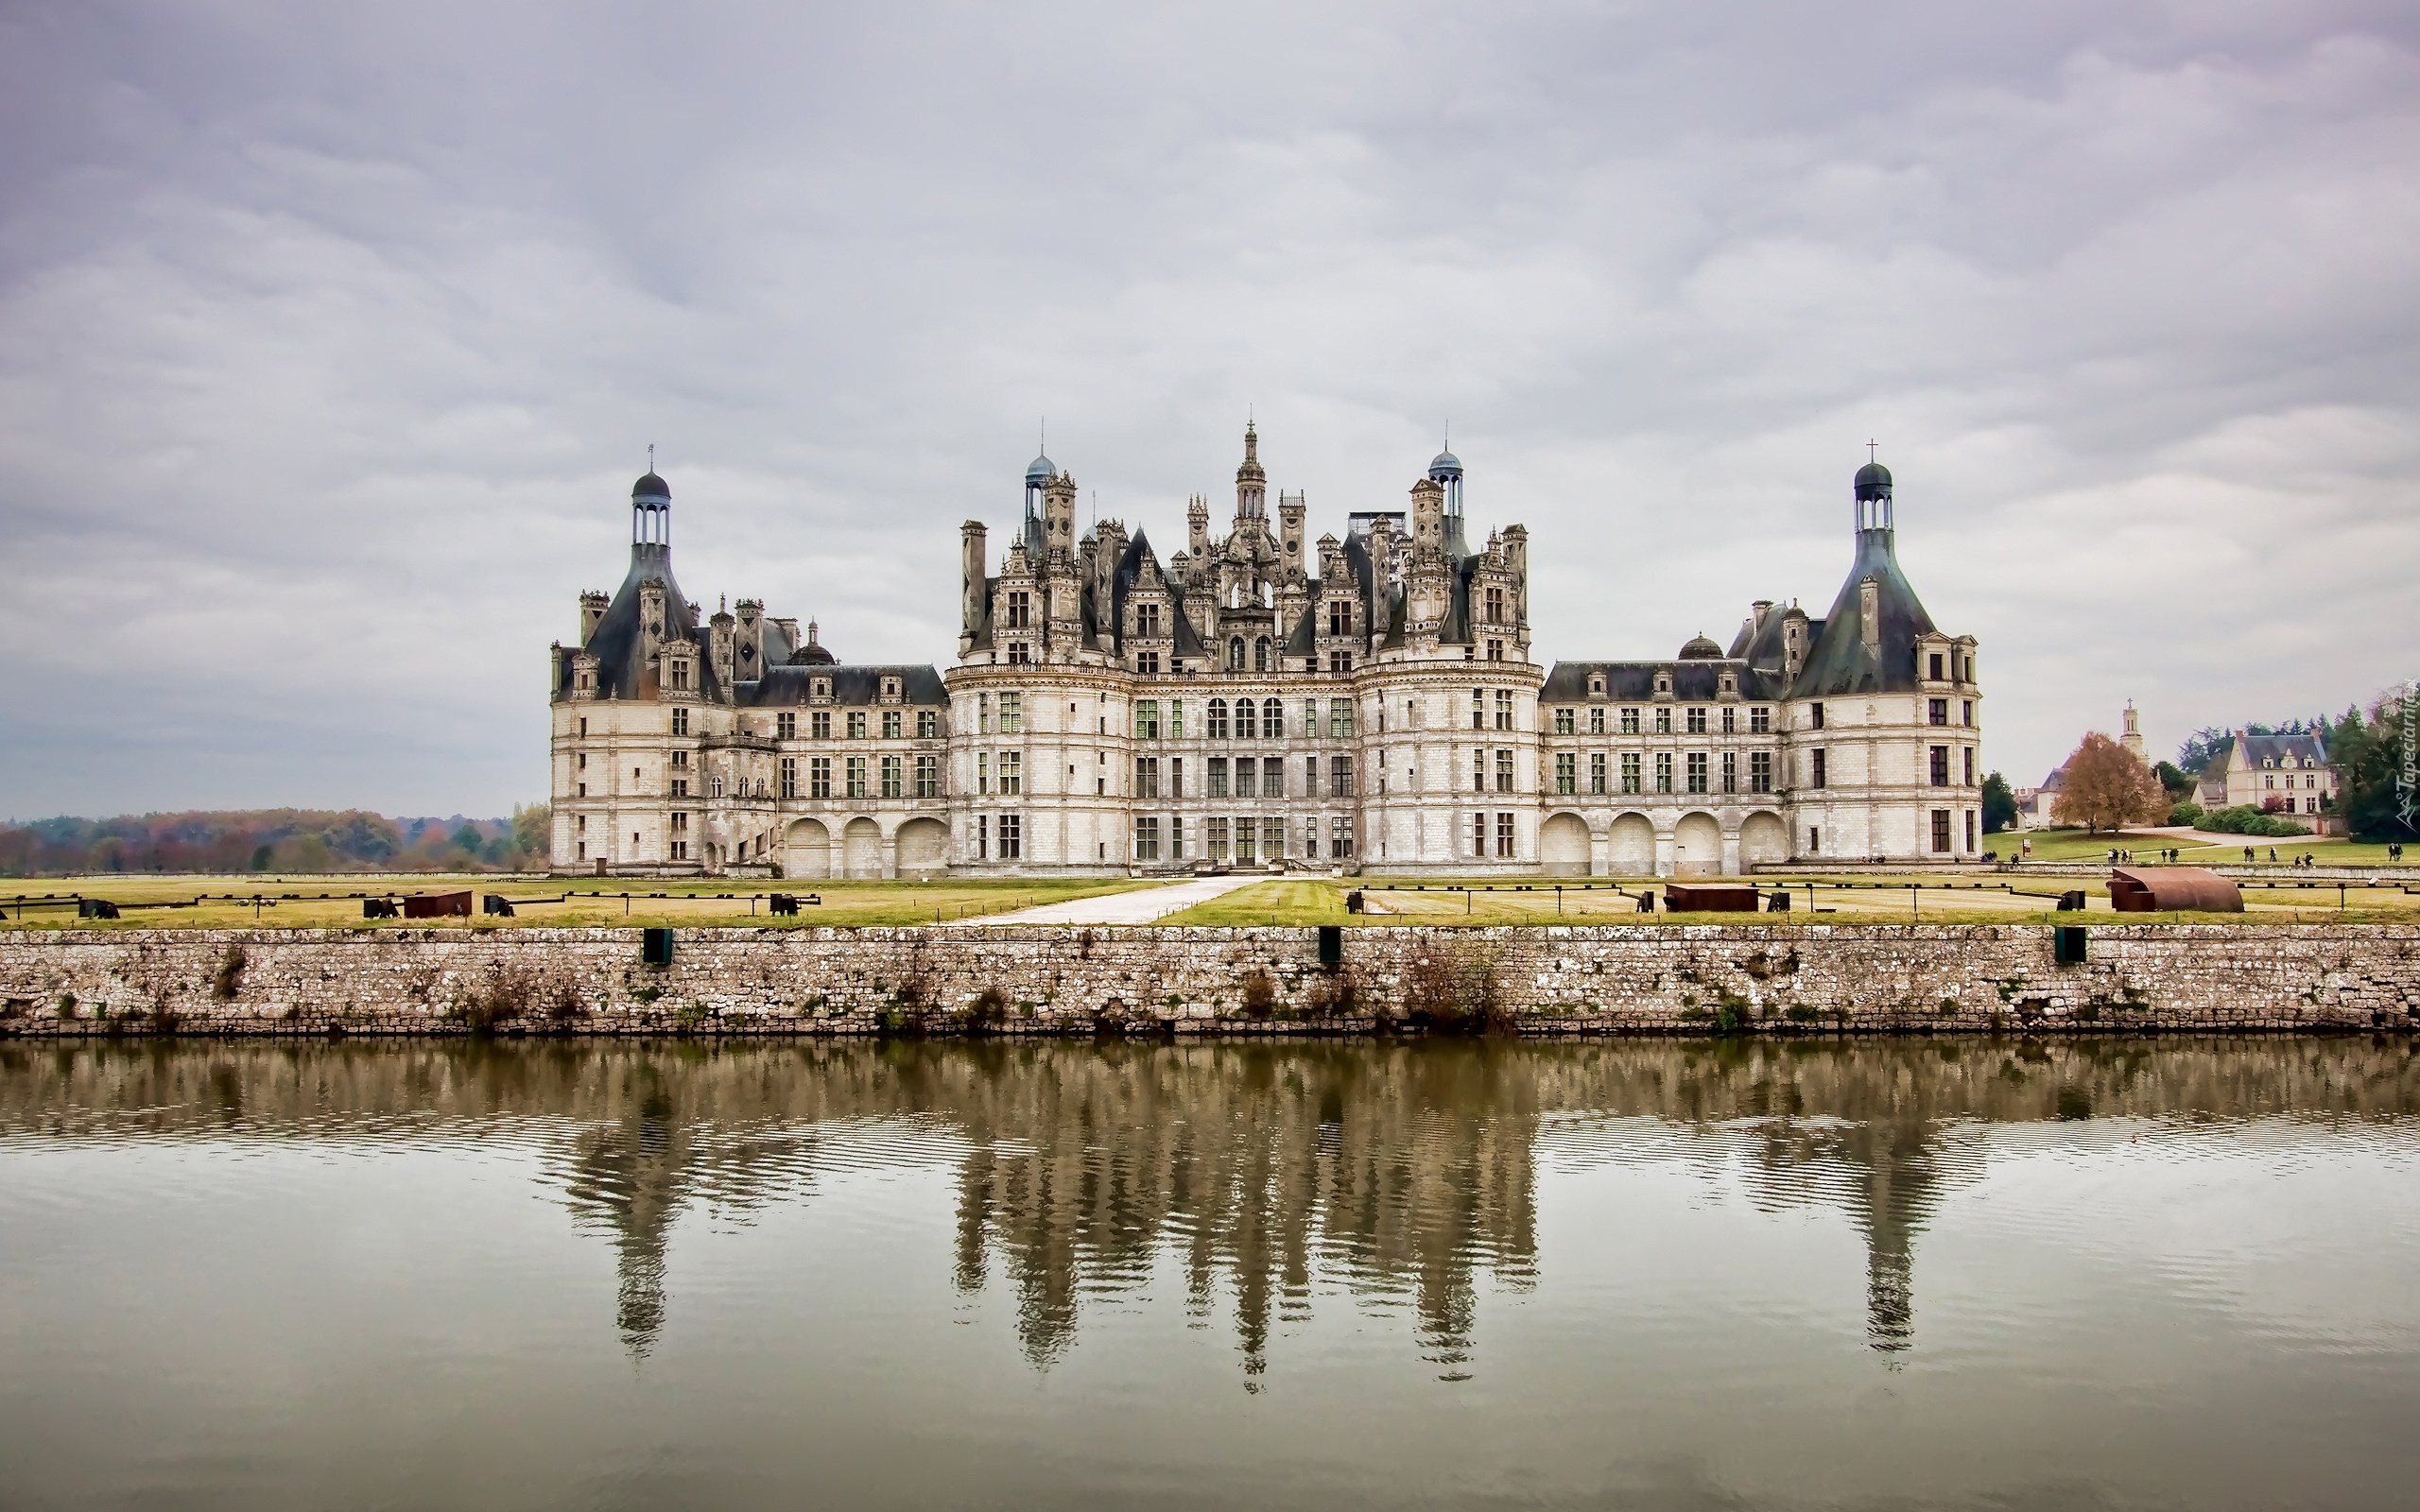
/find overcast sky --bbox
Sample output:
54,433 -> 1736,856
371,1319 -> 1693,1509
2,0 -> 2415,819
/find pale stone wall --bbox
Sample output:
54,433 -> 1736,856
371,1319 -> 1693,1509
4,925 -> 2415,1038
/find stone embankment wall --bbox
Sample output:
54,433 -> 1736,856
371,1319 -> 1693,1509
2,925 -> 2415,1038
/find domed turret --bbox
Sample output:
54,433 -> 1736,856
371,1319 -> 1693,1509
1679,632 -> 1723,660
1853,460 -> 1892,502
1025,453 -> 1055,486
631,471 -> 671,548
1426,449 -> 1462,483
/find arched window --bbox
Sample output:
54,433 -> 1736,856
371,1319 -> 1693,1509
1254,637 -> 1270,672
1261,698 -> 1283,738
1208,698 -> 1228,739
1228,637 -> 1245,671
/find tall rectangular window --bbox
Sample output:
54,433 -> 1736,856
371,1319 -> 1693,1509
1655,708 -> 1672,734
918,709 -> 938,738
1330,699 -> 1355,738
1170,816 -> 1185,859
1590,753 -> 1607,795
1135,756 -> 1160,799
1686,707 -> 1706,734
777,712 -> 797,740
880,755 -> 902,799
1965,811 -> 1977,851
1206,816 -> 1228,861
1656,752 -> 1674,793
1262,701 -> 1283,739
1305,755 -> 1319,796
1495,812 -> 1514,858
812,711 -> 832,740
1167,700 -> 1184,738
1590,707 -> 1605,735
998,751 -> 1022,796
1330,816 -> 1353,859
1810,703 -> 1825,730
1931,809 -> 1952,853
1810,749 -> 1826,789
999,814 -> 1022,859
1686,751 -> 1709,794
1472,688 -> 1486,730
1621,708 -> 1640,734
1720,706 -> 1736,734
1555,752 -> 1576,795
780,756 -> 798,799
1236,819 -> 1256,864
915,754 -> 940,798
1555,708 -> 1574,735
1208,757 -> 1229,799
846,755 -> 868,799
1720,750 -> 1737,794
1750,750 -> 1772,794
1473,749 -> 1486,794
1135,700 -> 1159,740
847,712 -> 867,740
1621,753 -> 1641,794
1473,813 -> 1488,857
1962,747 -> 1975,786
1005,590 -> 1030,628
1750,707 -> 1770,733
1264,756 -> 1286,799
1236,759 -> 1257,799
1928,698 -> 1949,727
810,756 -> 832,798
1135,817 -> 1160,861
1929,746 -> 1949,786
999,693 -> 1023,733
1331,755 -> 1355,798
1928,652 -> 1945,680
1495,689 -> 1514,730
882,711 -> 902,740
1962,700 -> 1974,728
671,707 -> 688,736
1495,748 -> 1513,793
1263,817 -> 1286,861
1170,758 -> 1184,798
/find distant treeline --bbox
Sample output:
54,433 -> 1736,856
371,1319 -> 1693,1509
0,805 -> 551,876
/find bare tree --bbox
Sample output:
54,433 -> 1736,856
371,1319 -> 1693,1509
2052,731 -> 2168,834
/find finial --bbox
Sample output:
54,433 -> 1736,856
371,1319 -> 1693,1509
648,442 -> 655,472
1867,438 -> 1878,462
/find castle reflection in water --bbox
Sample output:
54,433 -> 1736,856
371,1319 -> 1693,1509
9,1039 -> 2417,1366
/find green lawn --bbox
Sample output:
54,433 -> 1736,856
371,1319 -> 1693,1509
1159,873 -> 2420,928
0,874 -> 1157,931
1999,827 -> 2411,868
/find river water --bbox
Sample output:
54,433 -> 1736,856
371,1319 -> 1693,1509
4,1038 -> 2417,1510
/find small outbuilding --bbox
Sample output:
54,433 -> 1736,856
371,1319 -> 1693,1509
2107,867 -> 2242,913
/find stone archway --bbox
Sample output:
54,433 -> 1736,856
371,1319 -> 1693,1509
1740,811 -> 1789,868
785,817 -> 831,880
842,816 -> 883,879
1540,812 -> 1591,876
895,816 -> 949,877
1673,811 -> 1723,877
1608,813 -> 1656,876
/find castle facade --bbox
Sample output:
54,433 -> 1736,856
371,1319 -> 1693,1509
549,428 -> 1982,877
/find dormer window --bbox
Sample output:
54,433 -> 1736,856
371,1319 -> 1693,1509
1005,591 -> 1030,629
1136,603 -> 1163,638
882,677 -> 901,699
812,678 -> 831,699
1485,586 -> 1505,623
668,659 -> 691,692
1327,601 -> 1353,637
1720,672 -> 1737,696
2263,759 -> 2274,768
1654,673 -> 1671,696
1588,675 -> 1604,696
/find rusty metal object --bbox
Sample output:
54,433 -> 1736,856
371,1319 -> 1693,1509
402,891 -> 473,919
1665,884 -> 1758,913
2108,868 -> 2242,913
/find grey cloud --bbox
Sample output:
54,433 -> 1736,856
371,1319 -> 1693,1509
2,0 -> 2416,814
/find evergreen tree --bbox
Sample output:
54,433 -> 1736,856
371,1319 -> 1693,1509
1981,771 -> 2017,833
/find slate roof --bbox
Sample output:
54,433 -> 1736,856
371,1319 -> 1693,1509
743,663 -> 947,707
2234,731 -> 2328,769
1790,527 -> 1941,698
566,541 -> 720,702
1538,660 -> 1787,703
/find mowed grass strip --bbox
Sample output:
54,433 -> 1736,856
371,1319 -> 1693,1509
1157,874 -> 2420,928
0,875 -> 1160,931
